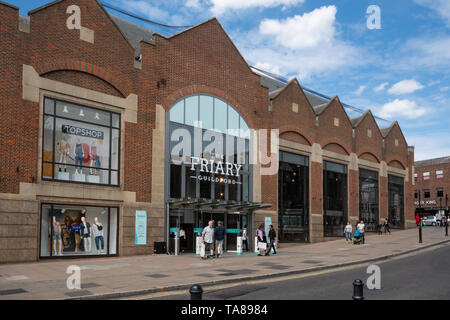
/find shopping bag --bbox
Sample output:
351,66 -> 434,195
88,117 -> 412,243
257,242 -> 267,250
200,242 -> 206,258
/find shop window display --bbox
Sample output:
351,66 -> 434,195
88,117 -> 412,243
40,204 -> 118,257
42,97 -> 120,185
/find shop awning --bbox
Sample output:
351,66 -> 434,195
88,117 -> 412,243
167,198 -> 272,213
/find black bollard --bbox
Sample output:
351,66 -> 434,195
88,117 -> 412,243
446,223 -> 448,237
419,223 -> 423,243
352,279 -> 364,300
190,284 -> 203,300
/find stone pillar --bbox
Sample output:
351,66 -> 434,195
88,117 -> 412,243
379,161 -> 388,222
310,143 -> 323,243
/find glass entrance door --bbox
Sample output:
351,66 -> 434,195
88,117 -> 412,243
226,214 -> 240,251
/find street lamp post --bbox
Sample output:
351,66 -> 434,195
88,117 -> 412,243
418,190 -> 423,243
446,193 -> 448,237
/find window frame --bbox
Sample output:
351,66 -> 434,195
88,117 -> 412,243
41,97 -> 121,187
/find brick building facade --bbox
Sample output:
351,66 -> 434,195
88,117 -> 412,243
0,0 -> 415,263
414,156 -> 450,215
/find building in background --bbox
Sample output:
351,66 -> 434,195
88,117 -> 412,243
414,156 -> 450,217
0,0 -> 415,263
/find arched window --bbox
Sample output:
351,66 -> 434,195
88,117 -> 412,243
167,95 -> 251,202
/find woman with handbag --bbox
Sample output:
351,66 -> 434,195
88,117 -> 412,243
257,224 -> 268,256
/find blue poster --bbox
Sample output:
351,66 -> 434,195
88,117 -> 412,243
135,210 -> 147,245
265,217 -> 272,241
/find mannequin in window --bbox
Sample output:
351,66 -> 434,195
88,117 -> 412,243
80,216 -> 92,253
52,216 -> 62,256
56,134 -> 71,172
92,217 -> 105,253
74,138 -> 84,174
89,141 -> 99,175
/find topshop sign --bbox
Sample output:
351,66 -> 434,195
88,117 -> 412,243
62,125 -> 104,140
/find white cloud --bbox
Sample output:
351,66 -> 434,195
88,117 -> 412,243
353,85 -> 366,96
378,99 -> 427,119
387,79 -> 424,95
259,6 -> 336,50
207,0 -> 305,15
374,82 -> 388,92
185,0 -> 202,9
253,62 -> 281,75
414,0 -> 450,26
121,0 -> 170,21
236,6 -> 363,80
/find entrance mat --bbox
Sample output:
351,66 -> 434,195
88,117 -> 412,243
81,282 -> 102,289
65,290 -> 93,297
145,274 -> 169,278
0,288 -> 27,296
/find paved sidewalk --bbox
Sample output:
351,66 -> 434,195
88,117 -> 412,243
0,227 -> 448,300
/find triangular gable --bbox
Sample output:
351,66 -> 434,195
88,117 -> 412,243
383,121 -> 408,146
153,18 -> 255,77
29,0 -> 134,53
316,96 -> 353,127
270,78 -> 316,116
353,110 -> 384,139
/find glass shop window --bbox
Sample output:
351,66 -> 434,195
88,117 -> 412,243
40,204 -> 118,257
42,97 -> 120,186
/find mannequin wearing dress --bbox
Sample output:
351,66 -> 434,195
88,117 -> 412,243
56,134 -> 70,172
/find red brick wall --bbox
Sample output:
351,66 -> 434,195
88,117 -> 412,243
415,161 -> 450,211
0,0 -> 415,232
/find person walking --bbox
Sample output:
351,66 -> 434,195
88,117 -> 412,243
268,225 -> 277,254
256,224 -> 267,256
215,221 -> 225,258
242,225 -> 249,252
442,215 -> 448,228
376,222 -> 383,235
357,220 -> 365,244
344,221 -> 352,243
384,218 -> 391,234
201,220 -> 215,259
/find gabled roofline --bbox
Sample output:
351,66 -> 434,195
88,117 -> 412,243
380,121 -> 408,145
28,0 -> 63,15
28,0 -> 135,53
351,109 -> 384,138
153,17 -> 255,76
269,78 -> 316,116
0,1 -> 19,10
314,95 -> 352,122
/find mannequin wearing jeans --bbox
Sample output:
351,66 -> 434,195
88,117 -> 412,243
74,138 -> 83,174
92,217 -> 105,254
52,216 -> 62,256
81,217 -> 92,253
89,141 -> 98,175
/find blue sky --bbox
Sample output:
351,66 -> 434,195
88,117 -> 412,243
8,0 -> 450,161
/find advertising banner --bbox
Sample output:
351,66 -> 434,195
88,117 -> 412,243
135,210 -> 147,245
237,236 -> 243,255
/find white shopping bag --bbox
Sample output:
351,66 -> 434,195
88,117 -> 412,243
257,242 -> 267,250
200,242 -> 206,258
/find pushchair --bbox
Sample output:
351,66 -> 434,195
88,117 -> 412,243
353,230 -> 362,245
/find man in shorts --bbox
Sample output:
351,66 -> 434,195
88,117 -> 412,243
215,221 -> 225,258
202,220 -> 215,259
